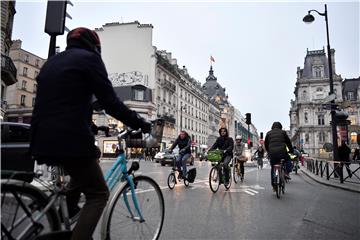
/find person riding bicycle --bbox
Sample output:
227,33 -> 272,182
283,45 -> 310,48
233,135 -> 245,180
30,27 -> 151,240
264,122 -> 293,191
209,128 -> 234,185
169,130 -> 192,180
254,145 -> 265,167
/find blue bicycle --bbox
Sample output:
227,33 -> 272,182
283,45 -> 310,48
1,121 -> 165,240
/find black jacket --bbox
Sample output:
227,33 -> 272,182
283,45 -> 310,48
210,128 -> 234,158
31,48 -> 147,163
265,122 -> 293,158
338,144 -> 351,162
170,135 -> 191,155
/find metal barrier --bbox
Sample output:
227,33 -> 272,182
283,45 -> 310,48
305,158 -> 360,184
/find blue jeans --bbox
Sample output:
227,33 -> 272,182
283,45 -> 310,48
176,153 -> 190,177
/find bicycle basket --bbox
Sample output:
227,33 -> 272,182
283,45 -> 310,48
187,168 -> 196,183
207,149 -> 222,162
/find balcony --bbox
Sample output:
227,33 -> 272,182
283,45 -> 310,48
1,54 -> 17,86
160,113 -> 176,124
161,79 -> 176,92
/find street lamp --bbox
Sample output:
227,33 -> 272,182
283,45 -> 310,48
303,5 -> 339,164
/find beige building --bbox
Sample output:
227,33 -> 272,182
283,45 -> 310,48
6,40 -> 45,123
1,1 -> 17,119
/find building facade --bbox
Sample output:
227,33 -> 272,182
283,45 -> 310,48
1,1 -> 17,119
290,48 -> 343,157
6,40 -> 45,123
341,77 -> 360,149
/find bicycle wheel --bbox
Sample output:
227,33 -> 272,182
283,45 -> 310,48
224,171 -> 232,190
103,175 -> 165,240
233,162 -> 240,184
274,171 -> 280,199
209,166 -> 220,193
1,180 -> 61,240
167,172 -> 176,190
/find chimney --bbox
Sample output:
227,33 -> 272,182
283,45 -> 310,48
182,66 -> 188,75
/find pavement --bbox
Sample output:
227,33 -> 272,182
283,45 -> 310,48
300,162 -> 360,193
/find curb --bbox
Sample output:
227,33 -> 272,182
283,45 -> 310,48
300,169 -> 360,193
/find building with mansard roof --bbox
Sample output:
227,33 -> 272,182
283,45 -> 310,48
290,48 -> 343,157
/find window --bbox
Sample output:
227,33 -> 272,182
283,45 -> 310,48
319,131 -> 326,143
24,55 -> 29,63
134,89 -> 144,101
304,112 -> 308,123
21,81 -> 27,90
312,66 -> 324,78
23,67 -> 28,76
351,132 -> 357,144
318,114 -> 325,125
7,124 -> 31,142
347,92 -> 355,101
35,59 -> 40,67
302,90 -> 307,100
34,71 -> 39,78
20,95 -> 26,106
32,97 -> 36,107
305,133 -> 309,144
33,84 -> 37,93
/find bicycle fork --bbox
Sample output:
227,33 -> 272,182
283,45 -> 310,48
123,175 -> 144,222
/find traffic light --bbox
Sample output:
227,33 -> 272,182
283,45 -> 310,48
260,132 -> 263,139
45,0 -> 73,35
245,113 -> 251,125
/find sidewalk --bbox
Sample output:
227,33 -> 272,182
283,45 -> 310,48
300,164 -> 360,193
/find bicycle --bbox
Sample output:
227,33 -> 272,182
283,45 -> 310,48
1,120 -> 165,240
273,159 -> 286,199
232,156 -> 244,184
167,156 -> 189,189
207,150 -> 232,193
257,157 -> 264,169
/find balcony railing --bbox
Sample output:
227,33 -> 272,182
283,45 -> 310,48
1,54 -> 17,85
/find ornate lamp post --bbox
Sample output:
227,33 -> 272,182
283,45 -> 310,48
303,4 -> 338,163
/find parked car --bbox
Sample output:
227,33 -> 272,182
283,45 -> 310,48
155,148 -> 194,166
1,122 -> 34,182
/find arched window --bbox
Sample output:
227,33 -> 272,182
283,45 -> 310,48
302,90 -> 307,100
351,132 -> 357,144
319,131 -> 326,143
305,133 -> 309,143
304,112 -> 308,124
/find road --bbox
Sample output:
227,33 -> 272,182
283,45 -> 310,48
94,159 -> 359,240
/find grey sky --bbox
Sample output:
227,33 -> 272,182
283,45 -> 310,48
12,0 -> 359,134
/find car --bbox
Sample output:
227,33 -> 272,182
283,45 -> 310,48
1,122 -> 34,182
155,148 -> 194,166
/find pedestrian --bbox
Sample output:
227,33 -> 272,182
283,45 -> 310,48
338,140 -> 352,178
353,147 -> 360,161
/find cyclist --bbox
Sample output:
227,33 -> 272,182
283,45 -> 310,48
209,128 -> 234,185
233,135 -> 245,180
264,122 -> 293,191
254,145 -> 265,168
169,130 -> 192,180
30,27 -> 151,240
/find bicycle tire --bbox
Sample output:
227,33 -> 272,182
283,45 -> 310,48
167,173 -> 176,190
209,166 -> 220,193
224,167 -> 232,190
1,180 -> 61,240
184,178 -> 189,187
274,171 -> 280,199
233,162 -> 240,184
102,175 -> 165,240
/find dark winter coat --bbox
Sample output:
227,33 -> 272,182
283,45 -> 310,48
264,122 -> 293,158
170,134 -> 191,155
210,128 -> 234,158
30,47 -> 148,165
338,143 -> 351,162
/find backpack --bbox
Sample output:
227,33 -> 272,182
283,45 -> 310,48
187,168 -> 197,183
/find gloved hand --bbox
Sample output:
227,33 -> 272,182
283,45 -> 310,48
141,120 -> 152,134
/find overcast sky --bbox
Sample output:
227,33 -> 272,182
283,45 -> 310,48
12,0 -> 359,134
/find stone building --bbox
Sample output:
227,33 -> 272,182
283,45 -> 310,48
341,77 -> 360,149
290,48 -> 343,157
6,40 -> 45,123
1,1 -> 17,119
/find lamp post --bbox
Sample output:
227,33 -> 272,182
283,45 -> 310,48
303,4 -> 339,169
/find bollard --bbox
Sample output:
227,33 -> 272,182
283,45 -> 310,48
320,161 -> 323,177
340,163 -> 344,184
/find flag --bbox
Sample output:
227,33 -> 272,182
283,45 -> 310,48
210,55 -> 215,62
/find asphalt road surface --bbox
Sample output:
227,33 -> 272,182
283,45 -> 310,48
94,159 -> 359,240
